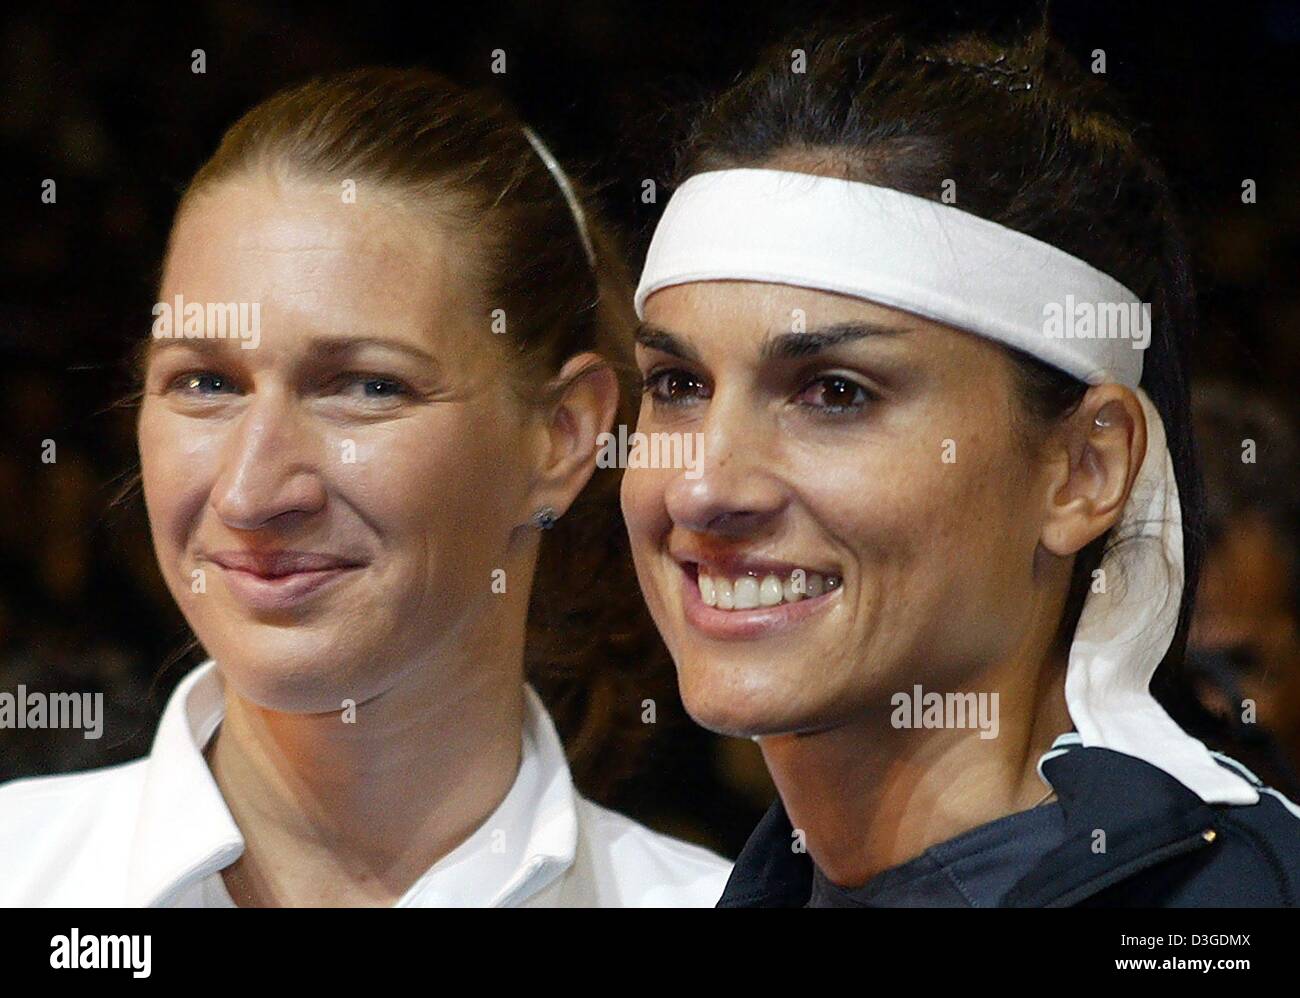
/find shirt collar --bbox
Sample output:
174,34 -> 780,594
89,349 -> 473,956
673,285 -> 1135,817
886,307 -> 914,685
395,682 -> 577,907
127,661 -> 578,907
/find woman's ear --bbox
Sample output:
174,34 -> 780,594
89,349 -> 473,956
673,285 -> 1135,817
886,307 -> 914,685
525,352 -> 620,521
1039,385 -> 1147,557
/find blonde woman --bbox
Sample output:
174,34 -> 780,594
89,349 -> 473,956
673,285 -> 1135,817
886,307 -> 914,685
0,69 -> 729,907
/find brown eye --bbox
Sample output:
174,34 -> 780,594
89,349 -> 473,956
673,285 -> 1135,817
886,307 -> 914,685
643,369 -> 710,406
795,375 -> 871,413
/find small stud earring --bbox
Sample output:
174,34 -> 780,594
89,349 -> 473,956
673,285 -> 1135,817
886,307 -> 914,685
532,506 -> 558,531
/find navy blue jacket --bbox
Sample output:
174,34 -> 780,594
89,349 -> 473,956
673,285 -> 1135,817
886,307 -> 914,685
717,742 -> 1300,907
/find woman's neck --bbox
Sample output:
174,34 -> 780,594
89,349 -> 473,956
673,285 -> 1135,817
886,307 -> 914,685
760,645 -> 1073,889
206,649 -> 526,907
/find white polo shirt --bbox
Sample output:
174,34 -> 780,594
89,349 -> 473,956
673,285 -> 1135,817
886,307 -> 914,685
0,661 -> 731,907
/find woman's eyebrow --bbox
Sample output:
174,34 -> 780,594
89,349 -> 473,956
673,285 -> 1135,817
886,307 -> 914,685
634,320 -> 906,363
145,335 -> 440,366
634,323 -> 701,362
307,335 -> 438,366
145,337 -> 228,364
761,321 -> 907,359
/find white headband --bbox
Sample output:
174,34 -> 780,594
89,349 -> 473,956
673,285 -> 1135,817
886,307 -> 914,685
637,168 -> 1256,805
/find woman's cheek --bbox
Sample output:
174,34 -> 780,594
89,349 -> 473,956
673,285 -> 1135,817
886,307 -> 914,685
621,465 -> 679,613
818,438 -> 941,541
139,408 -> 220,573
619,465 -> 665,548
316,428 -> 395,522
367,413 -> 520,578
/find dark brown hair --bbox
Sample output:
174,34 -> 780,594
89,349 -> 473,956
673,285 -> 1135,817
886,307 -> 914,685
159,67 -> 672,798
673,17 -> 1205,683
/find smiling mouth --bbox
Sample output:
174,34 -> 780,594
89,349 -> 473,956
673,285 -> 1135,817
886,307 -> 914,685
673,559 -> 843,639
206,550 -> 366,612
682,560 -> 842,609
208,550 -> 365,576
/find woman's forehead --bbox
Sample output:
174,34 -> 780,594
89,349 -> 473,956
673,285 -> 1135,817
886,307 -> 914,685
639,280 -> 987,364
160,179 -> 489,356
169,180 -> 452,289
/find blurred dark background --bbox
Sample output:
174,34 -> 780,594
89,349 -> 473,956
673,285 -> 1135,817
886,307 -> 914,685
2,0 -> 1298,857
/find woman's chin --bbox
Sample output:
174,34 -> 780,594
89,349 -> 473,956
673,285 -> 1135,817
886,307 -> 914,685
676,659 -> 818,738
200,632 -> 381,714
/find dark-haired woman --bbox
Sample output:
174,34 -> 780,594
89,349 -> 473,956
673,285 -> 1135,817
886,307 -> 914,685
621,22 -> 1300,906
0,69 -> 729,907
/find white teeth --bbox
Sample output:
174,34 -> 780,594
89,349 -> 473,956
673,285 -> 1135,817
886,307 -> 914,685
733,576 -> 760,609
695,567 -> 842,611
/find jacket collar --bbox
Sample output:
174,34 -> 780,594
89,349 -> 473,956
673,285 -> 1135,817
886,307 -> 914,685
715,794 -> 812,908
1001,734 -> 1222,906
718,735 -> 1227,908
126,661 -> 578,907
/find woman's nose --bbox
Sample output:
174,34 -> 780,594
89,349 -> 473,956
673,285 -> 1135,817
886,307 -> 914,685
662,400 -> 787,537
209,393 -> 327,531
